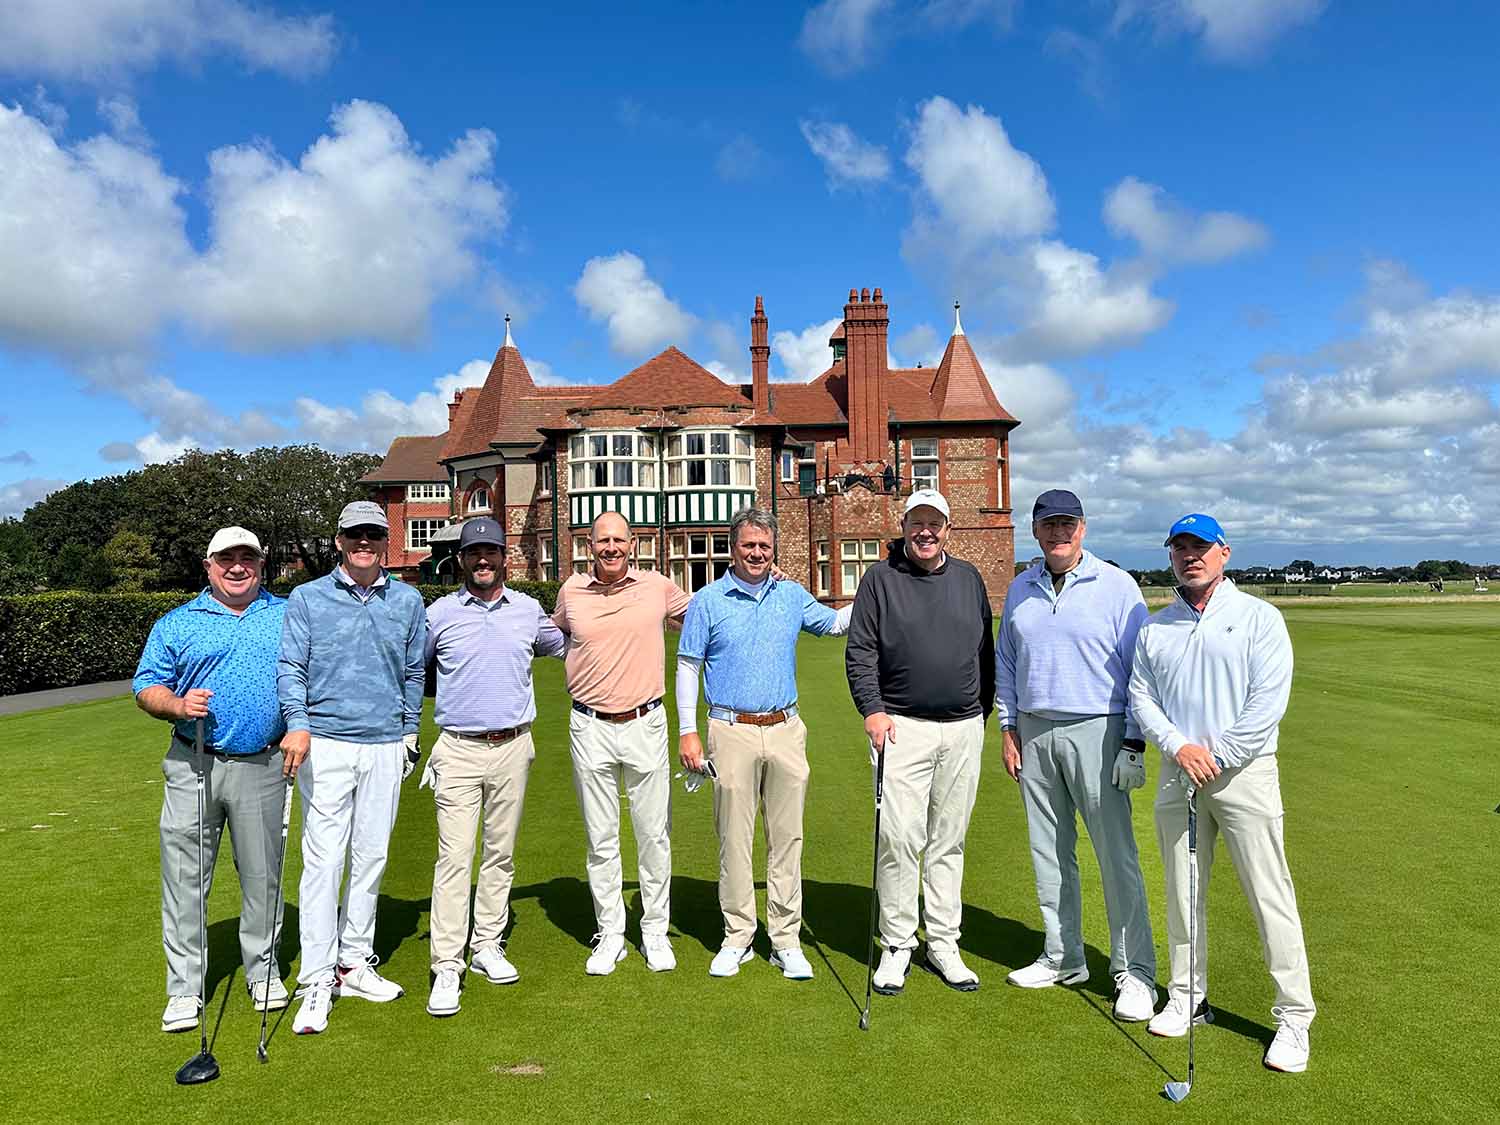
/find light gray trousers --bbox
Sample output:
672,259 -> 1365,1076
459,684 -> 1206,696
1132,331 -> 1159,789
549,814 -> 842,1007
1018,712 -> 1155,983
159,739 -> 286,997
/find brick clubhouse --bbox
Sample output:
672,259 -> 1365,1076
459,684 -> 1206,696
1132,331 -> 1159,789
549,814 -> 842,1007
363,288 -> 1020,605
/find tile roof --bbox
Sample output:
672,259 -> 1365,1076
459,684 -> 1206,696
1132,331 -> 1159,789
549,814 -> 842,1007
926,332 -> 1016,422
361,434 -> 447,483
586,348 -> 750,409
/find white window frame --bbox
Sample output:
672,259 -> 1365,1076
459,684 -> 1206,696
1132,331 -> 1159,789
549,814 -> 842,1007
572,534 -> 591,575
840,539 -> 881,593
910,438 -> 939,491
467,486 -> 492,513
405,483 -> 450,502
666,428 -> 753,490
538,459 -> 554,496
816,541 -> 830,596
569,431 -> 657,491
406,518 -> 450,551
780,449 -> 796,483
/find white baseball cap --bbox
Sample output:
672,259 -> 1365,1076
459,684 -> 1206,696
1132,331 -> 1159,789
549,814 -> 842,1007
903,489 -> 951,521
205,526 -> 263,558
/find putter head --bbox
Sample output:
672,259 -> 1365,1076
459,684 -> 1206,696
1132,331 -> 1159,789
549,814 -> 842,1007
175,1050 -> 220,1085
1162,1080 -> 1191,1103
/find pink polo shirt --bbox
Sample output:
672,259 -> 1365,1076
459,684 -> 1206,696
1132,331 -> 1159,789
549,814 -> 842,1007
552,567 -> 692,711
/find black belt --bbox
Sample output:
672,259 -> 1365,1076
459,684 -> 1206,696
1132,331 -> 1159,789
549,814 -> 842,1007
571,698 -> 663,723
449,723 -> 531,745
172,732 -> 274,761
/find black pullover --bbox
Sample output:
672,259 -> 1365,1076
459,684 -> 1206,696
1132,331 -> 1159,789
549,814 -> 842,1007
845,540 -> 995,721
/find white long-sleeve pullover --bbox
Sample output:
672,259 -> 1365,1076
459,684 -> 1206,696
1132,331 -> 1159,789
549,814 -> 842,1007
1127,578 -> 1293,769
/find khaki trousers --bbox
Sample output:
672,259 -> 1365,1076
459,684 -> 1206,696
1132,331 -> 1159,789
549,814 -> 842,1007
707,715 -> 809,950
1154,754 -> 1316,1025
429,729 -> 535,971
876,714 -> 984,952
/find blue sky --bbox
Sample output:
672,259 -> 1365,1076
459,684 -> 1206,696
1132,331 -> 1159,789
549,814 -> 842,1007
2,0 -> 1498,568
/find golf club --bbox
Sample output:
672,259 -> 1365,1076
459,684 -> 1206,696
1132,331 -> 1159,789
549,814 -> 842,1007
1163,784 -> 1198,1104
859,742 -> 886,1032
176,718 -> 221,1086
257,776 -> 296,1064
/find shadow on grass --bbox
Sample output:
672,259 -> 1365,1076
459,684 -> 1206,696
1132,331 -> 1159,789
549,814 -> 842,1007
512,877 -> 604,948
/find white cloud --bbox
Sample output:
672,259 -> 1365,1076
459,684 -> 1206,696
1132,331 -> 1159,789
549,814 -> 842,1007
893,323 -> 941,367
715,134 -> 771,182
573,252 -> 696,356
799,120 -> 891,188
0,477 -> 69,519
186,100 -> 507,350
1365,295 -> 1500,391
98,94 -> 148,147
1114,0 -> 1327,63
294,358 -> 491,451
772,318 -> 843,381
797,0 -> 892,76
0,0 -> 336,82
1003,241 -> 1173,360
135,431 -> 197,464
1104,176 -> 1268,264
1264,370 -> 1494,435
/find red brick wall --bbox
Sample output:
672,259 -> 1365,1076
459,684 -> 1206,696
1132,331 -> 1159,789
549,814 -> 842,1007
379,485 -> 453,578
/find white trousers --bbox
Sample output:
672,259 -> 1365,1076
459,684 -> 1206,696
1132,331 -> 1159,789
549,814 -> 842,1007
1154,754 -> 1316,1025
296,737 -> 403,985
568,706 -> 672,939
875,714 -> 984,952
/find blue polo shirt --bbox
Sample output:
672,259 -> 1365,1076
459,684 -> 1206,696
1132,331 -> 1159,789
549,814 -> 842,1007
132,587 -> 287,755
678,572 -> 839,713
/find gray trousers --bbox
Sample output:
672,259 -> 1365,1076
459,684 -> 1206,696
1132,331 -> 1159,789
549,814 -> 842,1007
160,739 -> 286,997
1018,713 -> 1155,983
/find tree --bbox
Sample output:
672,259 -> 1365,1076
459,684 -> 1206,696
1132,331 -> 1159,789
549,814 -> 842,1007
21,475 -> 133,558
50,541 -> 114,590
103,528 -> 160,591
243,446 -> 381,579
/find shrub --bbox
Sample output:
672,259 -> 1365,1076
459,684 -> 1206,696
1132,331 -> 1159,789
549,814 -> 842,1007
0,591 -> 194,696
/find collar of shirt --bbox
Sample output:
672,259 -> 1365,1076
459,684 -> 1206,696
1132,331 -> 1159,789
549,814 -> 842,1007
725,569 -> 773,602
459,585 -> 511,610
584,566 -> 640,591
334,565 -> 389,593
190,586 -> 276,616
1032,549 -> 1100,591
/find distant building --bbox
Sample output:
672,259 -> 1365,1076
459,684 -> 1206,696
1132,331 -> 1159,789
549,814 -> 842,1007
362,290 -> 1020,605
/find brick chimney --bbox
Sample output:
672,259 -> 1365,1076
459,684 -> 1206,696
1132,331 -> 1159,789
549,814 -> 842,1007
448,388 -> 465,426
750,295 -> 770,414
843,286 -> 889,463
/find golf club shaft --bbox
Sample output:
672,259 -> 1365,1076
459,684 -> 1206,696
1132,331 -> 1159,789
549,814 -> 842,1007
258,777 -> 295,1057
195,718 -> 209,1058
861,745 -> 887,1026
1186,786 -> 1198,1087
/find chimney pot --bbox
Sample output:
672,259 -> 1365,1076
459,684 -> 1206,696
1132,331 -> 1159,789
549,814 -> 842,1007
873,287 -> 882,302
861,287 -> 870,302
849,288 -> 858,302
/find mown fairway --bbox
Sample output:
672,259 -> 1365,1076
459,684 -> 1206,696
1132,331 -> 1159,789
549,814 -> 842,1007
1,603 -> 1495,1123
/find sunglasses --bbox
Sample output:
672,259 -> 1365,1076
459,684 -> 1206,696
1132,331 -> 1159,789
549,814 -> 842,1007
342,526 -> 388,541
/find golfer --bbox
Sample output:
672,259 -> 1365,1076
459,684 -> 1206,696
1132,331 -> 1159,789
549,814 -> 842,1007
997,489 -> 1156,1021
845,489 -> 994,994
277,501 -> 427,1035
676,508 -> 853,981
423,519 -> 565,1017
552,511 -> 691,975
133,526 -> 289,1033
1129,513 -> 1315,1073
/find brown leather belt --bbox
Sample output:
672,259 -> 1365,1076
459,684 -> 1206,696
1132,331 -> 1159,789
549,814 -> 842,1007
709,706 -> 797,727
572,698 -> 663,724
451,724 -> 531,744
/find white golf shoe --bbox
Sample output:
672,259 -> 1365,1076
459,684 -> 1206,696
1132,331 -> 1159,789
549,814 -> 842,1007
470,942 -> 519,985
335,955 -> 404,1002
585,932 -> 627,976
427,968 -> 462,1017
1264,1008 -> 1310,1073
769,945 -> 814,980
1148,994 -> 1214,1038
709,945 -> 754,977
643,935 -> 677,972
248,976 -> 290,1012
925,947 -> 980,992
872,947 -> 912,995
161,995 -> 200,1033
292,977 -> 334,1035
1112,972 -> 1156,1022
1006,956 -> 1089,989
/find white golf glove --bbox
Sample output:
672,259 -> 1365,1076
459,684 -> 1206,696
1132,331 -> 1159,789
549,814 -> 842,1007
1111,746 -> 1146,791
402,733 -> 421,782
419,759 -> 437,790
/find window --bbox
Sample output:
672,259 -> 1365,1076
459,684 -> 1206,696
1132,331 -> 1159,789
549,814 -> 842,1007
816,541 -> 830,596
666,429 -> 753,489
911,438 -> 939,491
538,537 -> 554,580
467,486 -> 491,513
569,432 -> 656,490
572,534 -> 591,575
405,483 -> 450,502
406,519 -> 450,551
635,535 -> 656,572
840,539 -> 881,593
538,460 -> 554,495
780,449 -> 796,482
668,531 -> 733,592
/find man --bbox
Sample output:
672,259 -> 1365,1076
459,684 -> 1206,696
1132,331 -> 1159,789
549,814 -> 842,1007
134,526 -> 289,1033
996,489 -> 1156,1021
277,500 -> 427,1035
552,510 -> 691,975
845,489 -> 994,994
422,518 -> 566,1017
1129,513 -> 1315,1073
676,508 -> 853,981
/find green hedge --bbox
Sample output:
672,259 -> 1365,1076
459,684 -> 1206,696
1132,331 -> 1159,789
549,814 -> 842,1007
0,591 -> 194,696
0,578 -> 564,696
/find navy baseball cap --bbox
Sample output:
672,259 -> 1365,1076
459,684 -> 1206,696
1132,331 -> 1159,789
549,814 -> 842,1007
1032,489 -> 1084,521
1164,513 -> 1228,547
459,519 -> 505,550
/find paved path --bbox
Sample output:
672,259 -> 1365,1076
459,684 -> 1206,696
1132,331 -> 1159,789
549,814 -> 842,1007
0,680 -> 134,717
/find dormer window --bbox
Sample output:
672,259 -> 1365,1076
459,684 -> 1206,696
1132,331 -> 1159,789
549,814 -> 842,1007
467,486 -> 491,513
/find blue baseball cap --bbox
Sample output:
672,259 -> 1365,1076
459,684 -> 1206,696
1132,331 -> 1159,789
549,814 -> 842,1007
1032,489 -> 1084,521
459,518 -> 505,550
1164,513 -> 1227,547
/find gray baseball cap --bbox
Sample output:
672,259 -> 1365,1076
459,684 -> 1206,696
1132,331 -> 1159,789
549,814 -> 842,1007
337,500 -> 389,532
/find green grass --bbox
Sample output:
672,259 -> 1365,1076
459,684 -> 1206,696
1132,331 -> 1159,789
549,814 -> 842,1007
1,604 -> 1497,1122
